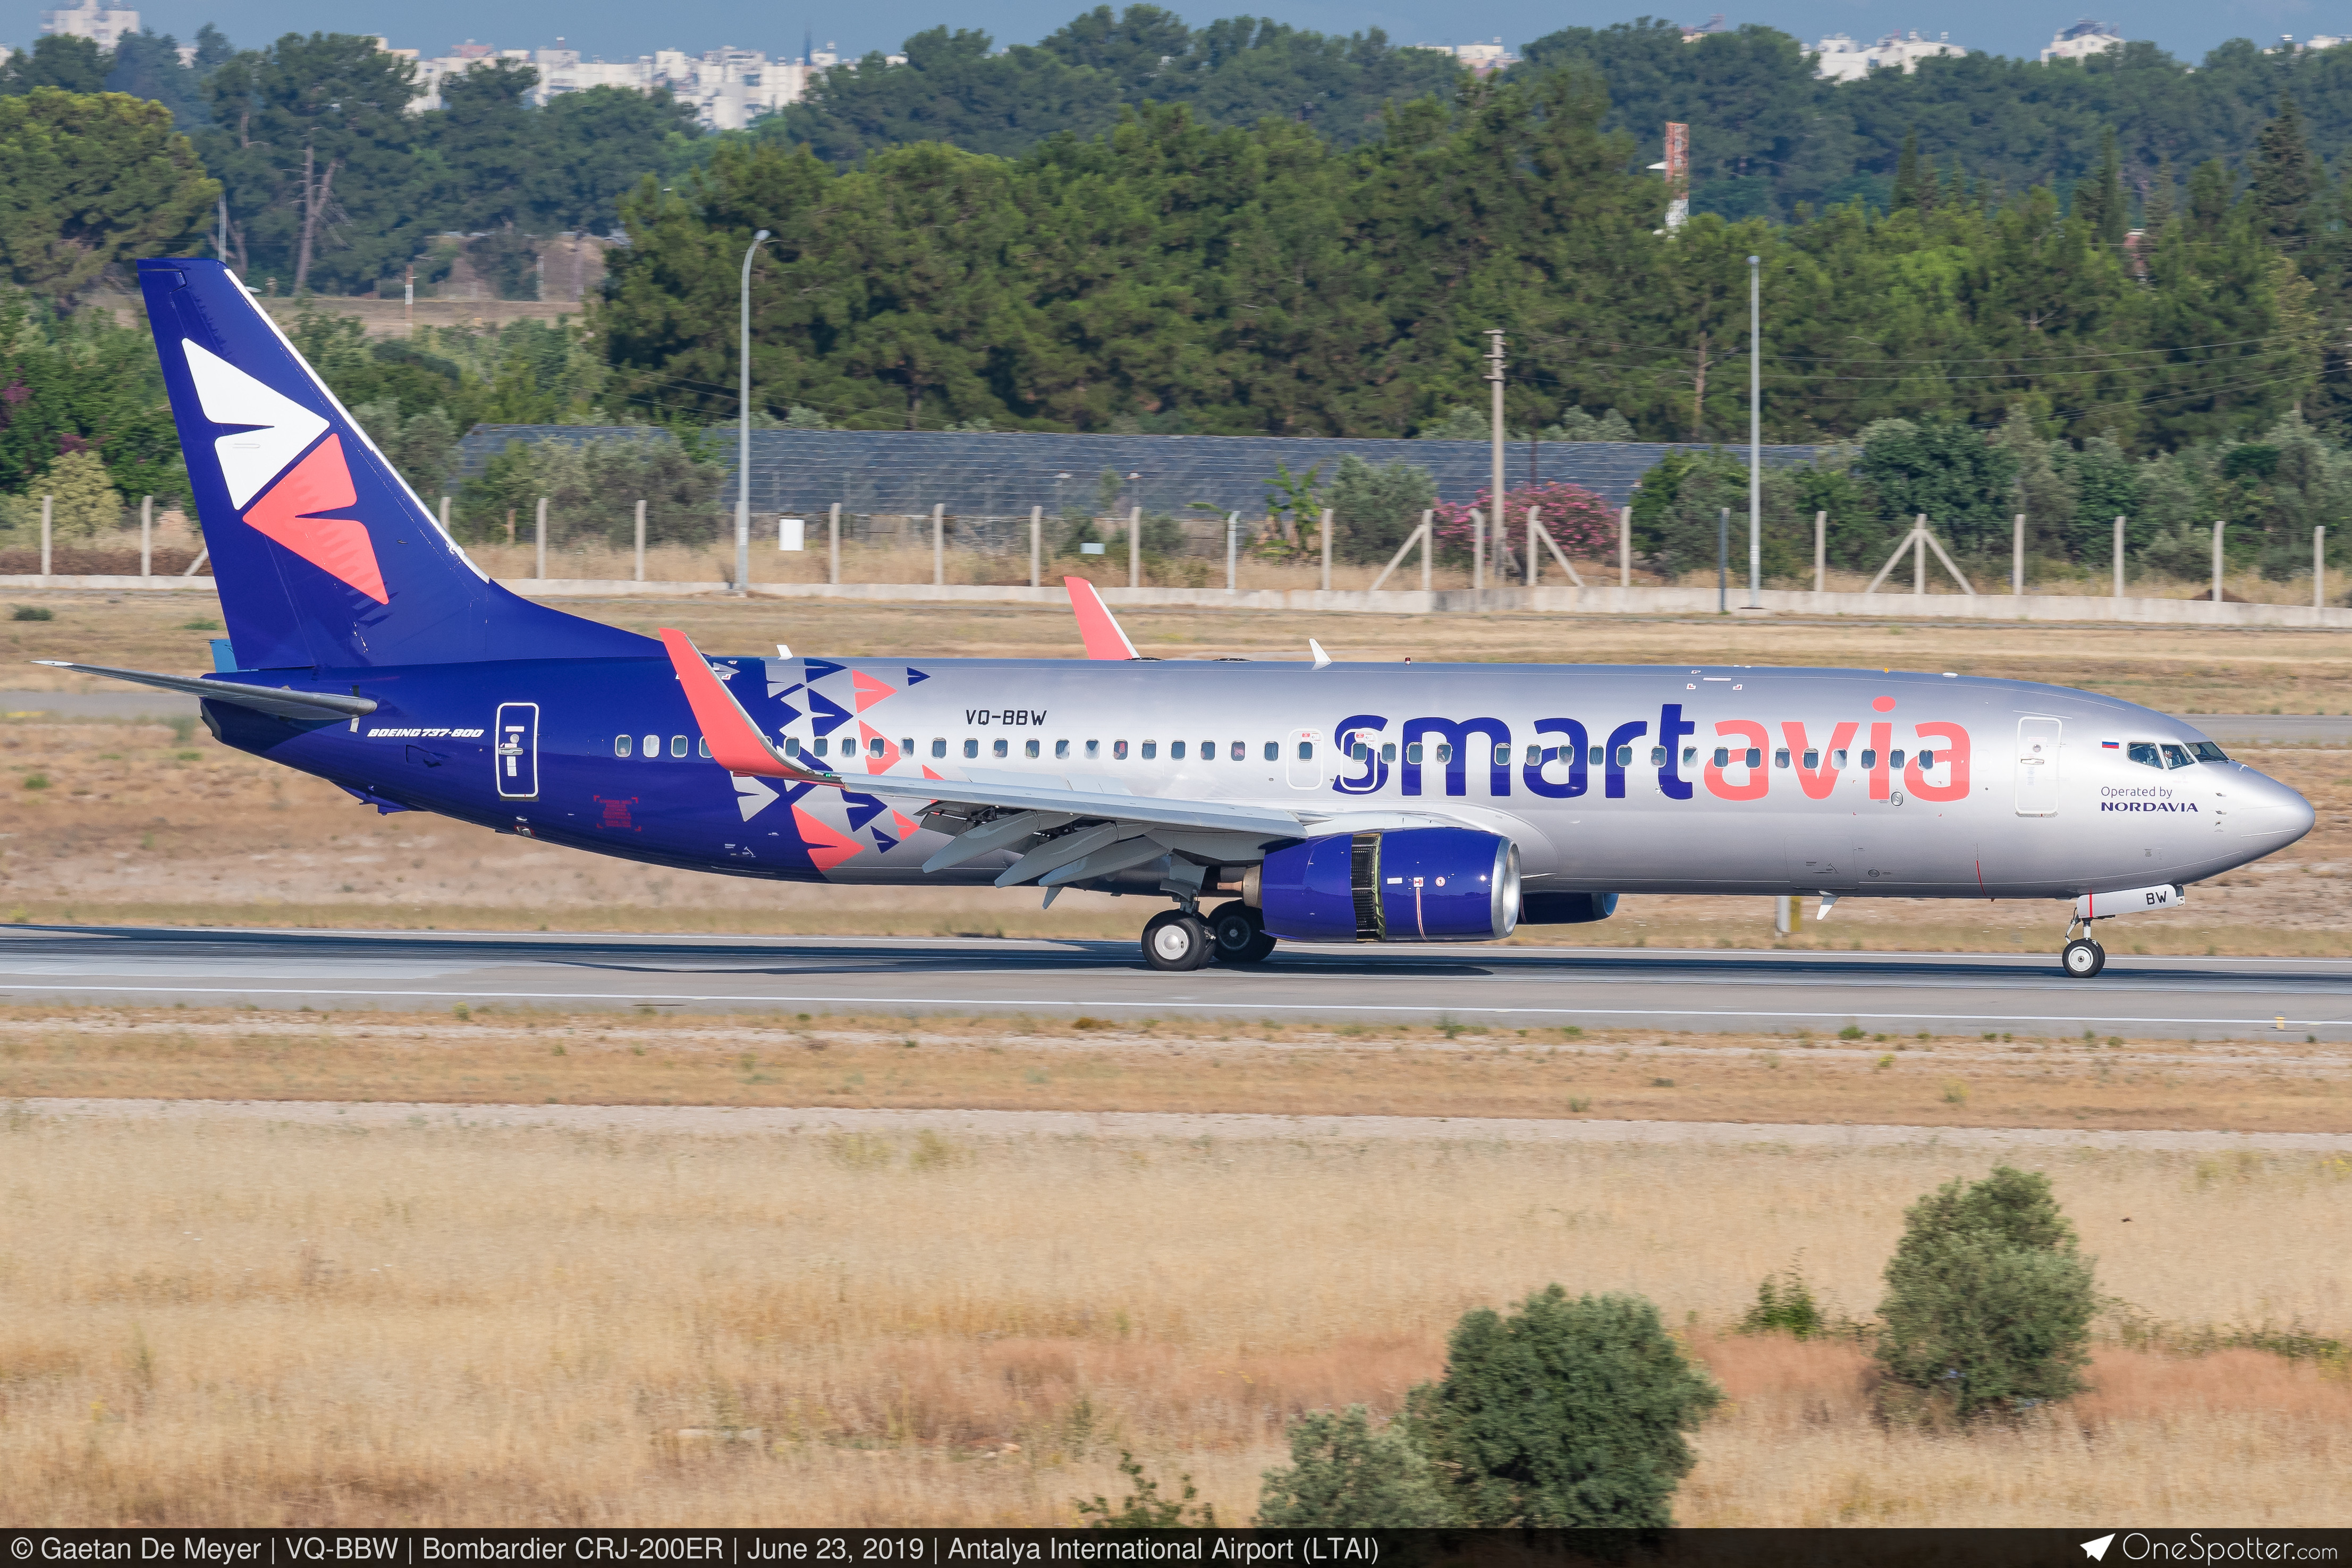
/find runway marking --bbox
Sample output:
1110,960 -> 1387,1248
0,980 -> 2344,1031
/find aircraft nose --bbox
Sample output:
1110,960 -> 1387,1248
2231,772 -> 2315,850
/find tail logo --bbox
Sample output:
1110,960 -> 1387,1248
182,338 -> 388,605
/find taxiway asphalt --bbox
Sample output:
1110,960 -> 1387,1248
5,924 -> 2351,1038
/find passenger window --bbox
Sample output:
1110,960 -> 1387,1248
1352,742 -> 1370,761
1201,739 -> 1214,759
993,738 -> 1009,758
698,737 -> 711,758
671,735 -> 689,758
1406,743 -> 1423,764
900,738 -> 913,757
1746,748 -> 1761,768
1025,739 -> 1040,759
1614,745 -> 1632,766
1890,749 -> 1905,769
1298,741 -> 1313,760
1142,741 -> 1157,759
2162,743 -> 2194,769
931,738 -> 946,758
813,737 -> 829,758
1381,743 -> 1396,764
1055,740 -> 1070,759
1436,743 -> 1453,762
1833,749 -> 1849,767
1712,747 -> 1729,768
869,737 -> 885,758
614,734 -> 632,757
2128,742 -> 2163,769
963,739 -> 978,759
1588,747 -> 1603,766
783,735 -> 801,758
1525,744 -> 1541,765
1860,749 -> 1877,769
1114,740 -> 1128,760
1493,746 -> 1510,767
642,733 -> 657,758
1171,741 -> 1187,760
1086,740 -> 1100,758
1774,748 -> 1790,768
1264,742 -> 1279,761
1918,749 -> 1935,768
1649,747 -> 1665,766
1681,747 -> 1697,766
1801,750 -> 1817,768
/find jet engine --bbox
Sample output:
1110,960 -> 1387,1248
1244,827 -> 1519,943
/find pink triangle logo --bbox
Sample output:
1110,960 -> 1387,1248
242,435 -> 390,604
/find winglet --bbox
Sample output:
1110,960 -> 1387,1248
657,628 -> 836,784
1064,577 -> 1139,660
1309,638 -> 1332,670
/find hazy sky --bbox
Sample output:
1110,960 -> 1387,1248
30,0 -> 2351,70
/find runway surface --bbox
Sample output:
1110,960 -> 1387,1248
7,923 -> 2352,1037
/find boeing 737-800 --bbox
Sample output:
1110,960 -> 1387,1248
41,258 -> 2315,978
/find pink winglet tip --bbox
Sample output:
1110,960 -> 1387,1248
1063,576 -> 1138,660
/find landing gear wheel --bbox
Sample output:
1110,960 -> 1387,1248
1143,910 -> 1215,971
1208,901 -> 1277,965
2061,937 -> 2106,979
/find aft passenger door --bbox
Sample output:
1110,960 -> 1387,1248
496,702 -> 540,800
2016,717 -> 2061,817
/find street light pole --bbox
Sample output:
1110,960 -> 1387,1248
737,228 -> 771,597
1747,253 -> 1761,611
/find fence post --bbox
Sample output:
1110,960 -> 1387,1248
2012,513 -> 2024,597
1814,510 -> 1825,598
532,496 -> 547,580
1474,507 -> 1485,603
141,495 -> 153,579
1619,505 -> 1630,589
828,502 -> 840,587
933,502 -> 944,589
1226,512 -> 1239,594
634,499 -> 646,583
438,495 -> 451,535
1321,507 -> 1333,593
41,495 -> 52,579
1423,510 -> 1434,594
2212,520 -> 2224,604
2317,524 -> 2328,612
1128,505 -> 1140,590
1525,506 -> 1537,587
1030,505 -> 1042,590
1913,514 -> 1926,596
2113,515 -> 2125,600
1717,506 -> 1728,613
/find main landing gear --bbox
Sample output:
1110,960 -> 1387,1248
1140,900 -> 1279,971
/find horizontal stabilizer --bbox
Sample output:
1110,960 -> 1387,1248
31,660 -> 377,721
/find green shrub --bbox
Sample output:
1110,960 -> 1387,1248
1405,1286 -> 1720,1527
1875,1165 -> 2097,1421
1739,1262 -> 1824,1339
1073,1450 -> 1216,1528
1255,1405 -> 1449,1527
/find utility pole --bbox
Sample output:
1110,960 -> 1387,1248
1747,253 -> 1761,611
404,264 -> 414,333
737,228 -> 771,598
1485,329 -> 1505,606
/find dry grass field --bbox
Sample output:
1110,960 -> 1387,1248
0,1103 -> 2344,1525
1,1006 -> 2347,1133
10,589 -> 2352,951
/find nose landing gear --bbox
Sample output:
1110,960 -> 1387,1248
2061,936 -> 2105,978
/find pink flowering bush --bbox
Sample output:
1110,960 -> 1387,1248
1434,482 -> 1617,564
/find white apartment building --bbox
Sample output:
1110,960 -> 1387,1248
1407,39 -> 1518,73
392,37 -> 848,128
39,0 -> 140,50
2042,20 -> 2123,62
1813,29 -> 1965,81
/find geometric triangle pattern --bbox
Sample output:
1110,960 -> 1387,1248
240,434 -> 390,604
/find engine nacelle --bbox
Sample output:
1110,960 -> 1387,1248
1246,827 -> 1520,943
1519,891 -> 1618,925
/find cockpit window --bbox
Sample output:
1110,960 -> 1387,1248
2127,742 -> 2164,769
2162,743 -> 2196,769
2193,741 -> 2230,764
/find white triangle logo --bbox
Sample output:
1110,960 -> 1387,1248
182,339 -> 329,510
733,774 -> 779,821
2083,1536 -> 2116,1562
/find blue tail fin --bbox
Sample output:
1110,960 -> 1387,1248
139,258 -> 654,671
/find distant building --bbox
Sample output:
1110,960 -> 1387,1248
1406,38 -> 1518,72
393,36 -> 844,127
40,0 -> 140,50
1813,29 -> 1965,81
2042,20 -> 2122,62
2264,31 -> 2348,53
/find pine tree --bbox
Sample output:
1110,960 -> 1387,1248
2141,157 -> 2177,241
2253,95 -> 2317,254
2085,129 -> 2127,248
1892,129 -> 1924,211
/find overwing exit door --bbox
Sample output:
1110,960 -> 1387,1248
496,702 -> 539,799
